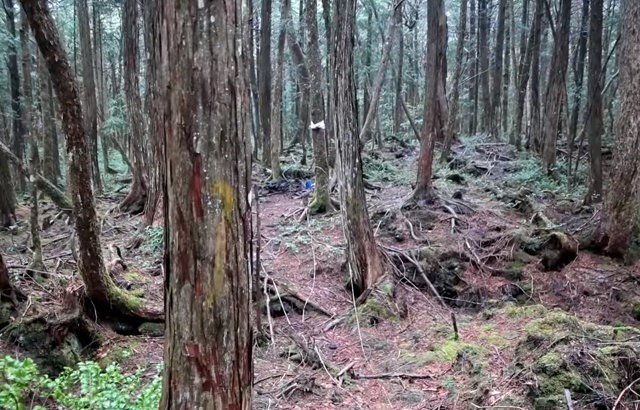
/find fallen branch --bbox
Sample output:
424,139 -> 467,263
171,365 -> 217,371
352,372 -> 433,380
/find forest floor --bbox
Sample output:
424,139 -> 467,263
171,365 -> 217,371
2,135 -> 640,409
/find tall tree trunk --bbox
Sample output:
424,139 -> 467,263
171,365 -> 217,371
286,33 -> 310,168
21,9 -> 45,275
567,0 -> 589,179
0,160 -> 16,227
270,0 -> 289,181
467,0 -> 478,135
0,253 -> 16,303
359,0 -> 402,143
584,0 -> 604,204
248,0 -> 260,157
362,8 -> 373,139
442,0 -> 467,160
393,7 -> 404,135
527,2 -> 544,150
601,0 -> 640,257
541,0 -> 571,171
331,0 -> 385,295
38,54 -> 61,186
502,0 -> 511,136
413,0 -> 448,202
20,0 -> 157,319
120,0 -> 148,214
478,0 -> 491,132
93,2 -> 109,175
77,0 -> 101,193
158,1 -> 253,407
259,0 -> 272,165
306,0 -> 331,214
4,0 -> 27,193
490,0 -> 507,136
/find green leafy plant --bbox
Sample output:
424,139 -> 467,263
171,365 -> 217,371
143,226 -> 165,253
0,356 -> 161,410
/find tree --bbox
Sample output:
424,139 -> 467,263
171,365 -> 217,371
19,0 -> 156,319
490,0 -> 507,135
584,0 -> 604,204
331,0 -> 385,294
467,0 -> 478,135
0,160 -> 16,227
38,53 -> 61,186
306,0 -> 332,214
477,0 -> 491,132
156,1 -> 253,407
393,2 -> 404,135
600,0 -> 639,257
527,0 -> 544,150
77,0 -> 102,193
259,0 -> 272,164
120,0 -> 148,213
413,0 -> 448,203
270,0 -> 289,180
4,0 -> 26,193
541,0 -> 571,171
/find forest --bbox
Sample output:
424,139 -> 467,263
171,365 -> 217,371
0,0 -> 639,408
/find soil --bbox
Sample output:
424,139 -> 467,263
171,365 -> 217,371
2,137 -> 639,409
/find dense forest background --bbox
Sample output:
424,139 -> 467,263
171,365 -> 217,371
1,0 -> 640,409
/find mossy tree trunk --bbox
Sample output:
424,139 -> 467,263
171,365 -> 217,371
20,0 -> 156,320
306,0 -> 331,214
600,0 -> 640,257
157,1 -> 253,407
331,0 -> 386,295
413,0 -> 448,203
0,160 -> 16,227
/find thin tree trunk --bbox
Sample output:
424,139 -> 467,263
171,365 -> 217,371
77,0 -> 102,193
0,158 -> 16,226
20,0 -> 158,320
37,53 -> 61,186
20,9 -> 45,275
502,0 -> 511,136
259,0 -> 272,165
584,0 -> 604,204
332,0 -> 385,294
93,2 -> 109,174
4,0 -> 27,193
442,0 -> 467,160
120,0 -> 148,214
248,0 -> 260,157
478,0 -> 491,133
467,0 -> 478,135
362,8 -> 372,138
601,0 -> 640,257
393,7 -> 404,135
413,0 -> 448,202
158,1 -> 253,407
270,0 -> 289,180
527,3 -> 544,150
490,0 -> 507,136
541,0 -> 571,171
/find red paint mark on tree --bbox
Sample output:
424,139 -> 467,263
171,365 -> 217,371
191,156 -> 204,219
185,341 -> 220,393
194,273 -> 202,297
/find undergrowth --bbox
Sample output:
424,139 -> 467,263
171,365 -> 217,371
0,356 -> 161,410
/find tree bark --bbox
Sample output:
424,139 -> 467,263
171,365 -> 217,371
393,5 -> 404,135
37,53 -> 61,186
270,0 -> 289,180
4,0 -> 27,193
601,0 -> 640,257
467,0 -> 478,135
502,0 -> 511,136
413,0 -> 448,202
331,0 -> 385,295
0,158 -> 17,227
541,0 -> 571,171
248,0 -> 260,157
120,0 -> 148,214
490,0 -> 507,136
527,2 -> 544,150
158,1 -> 253,408
259,0 -> 272,165
441,0 -> 467,160
584,0 -> 604,204
478,0 -> 491,133
77,0 -> 101,193
21,9 -> 45,275
20,0 -> 157,320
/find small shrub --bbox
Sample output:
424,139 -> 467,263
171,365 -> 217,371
143,226 -> 164,253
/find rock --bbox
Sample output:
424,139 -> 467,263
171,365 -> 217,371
138,322 -> 164,337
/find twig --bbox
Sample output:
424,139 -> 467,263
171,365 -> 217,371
612,377 -> 640,410
263,274 -> 275,345
353,372 -> 433,380
336,361 -> 356,378
314,345 -> 340,386
564,389 -> 575,410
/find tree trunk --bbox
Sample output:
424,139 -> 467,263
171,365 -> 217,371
286,32 -> 310,169
584,0 -> 604,204
158,2 -> 253,408
20,0 -> 157,320
93,2 -> 109,175
527,4 -> 544,150
393,6 -> 404,135
37,53 -> 61,186
467,0 -> 478,135
567,0 -> 589,180
270,0 -> 289,180
0,159 -> 16,227
490,0 -> 507,136
359,0 -> 402,143
259,0 -> 272,165
248,0 -> 260,157
331,0 -> 385,295
20,9 -> 45,275
362,8 -> 372,139
502,1 -> 511,136
413,0 -> 448,202
4,0 -> 27,193
0,253 -> 17,304
441,0 -> 467,160
512,0 -> 541,149
540,0 -> 571,171
77,0 -> 101,193
478,0 -> 491,133
601,0 -> 640,257
120,0 -> 148,214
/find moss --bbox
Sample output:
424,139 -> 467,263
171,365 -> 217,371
534,353 -> 564,375
397,350 -> 439,370
122,271 -> 144,283
534,395 -> 564,410
349,294 -> 397,327
504,303 -> 547,319
479,327 -> 509,348
435,339 -> 483,361
138,322 -> 164,337
524,311 -> 578,339
98,339 -> 140,367
502,261 -> 525,281
632,303 -> 640,321
111,286 -> 143,311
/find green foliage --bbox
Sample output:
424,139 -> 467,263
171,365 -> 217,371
0,356 -> 161,410
143,226 -> 164,253
504,155 -> 586,197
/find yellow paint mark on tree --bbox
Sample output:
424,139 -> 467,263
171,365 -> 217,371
207,181 -> 235,307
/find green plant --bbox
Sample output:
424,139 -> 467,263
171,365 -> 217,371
144,226 -> 164,253
0,356 -> 161,410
